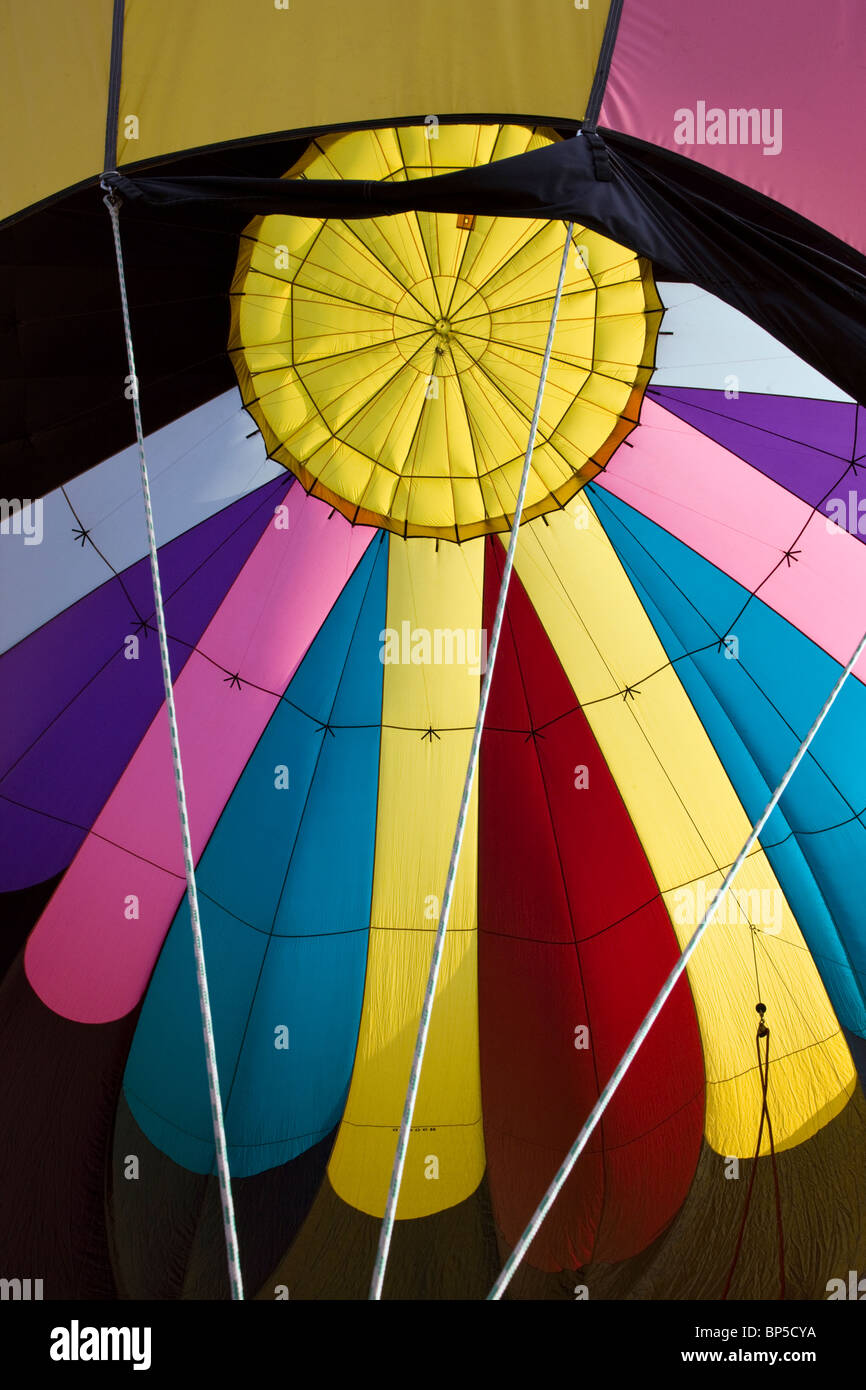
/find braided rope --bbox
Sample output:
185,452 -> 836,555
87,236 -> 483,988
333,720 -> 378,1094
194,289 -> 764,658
370,221 -> 576,1300
488,618 -> 866,1299
103,186 -> 244,1301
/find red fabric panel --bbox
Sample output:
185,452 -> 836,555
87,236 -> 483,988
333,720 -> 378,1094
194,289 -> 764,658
478,537 -> 704,1270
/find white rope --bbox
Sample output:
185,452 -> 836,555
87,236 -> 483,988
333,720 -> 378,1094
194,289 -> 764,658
369,221 -> 576,1300
488,617 -> 866,1299
102,185 -> 245,1302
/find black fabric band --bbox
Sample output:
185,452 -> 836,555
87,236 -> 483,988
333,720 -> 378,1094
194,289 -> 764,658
103,0 -> 126,173
103,132 -> 866,406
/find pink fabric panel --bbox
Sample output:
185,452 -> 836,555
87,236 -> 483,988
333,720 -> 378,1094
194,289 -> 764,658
25,488 -> 374,1023
597,399 -> 866,682
601,1 -> 866,255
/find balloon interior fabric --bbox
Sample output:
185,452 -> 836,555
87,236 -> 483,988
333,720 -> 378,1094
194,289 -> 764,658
1,2 -> 866,1304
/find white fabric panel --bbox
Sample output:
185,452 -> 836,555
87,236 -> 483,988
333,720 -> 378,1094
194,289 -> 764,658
654,283 -> 853,402
0,391 -> 281,653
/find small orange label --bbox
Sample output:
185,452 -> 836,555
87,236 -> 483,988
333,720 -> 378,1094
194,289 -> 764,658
456,213 -> 476,231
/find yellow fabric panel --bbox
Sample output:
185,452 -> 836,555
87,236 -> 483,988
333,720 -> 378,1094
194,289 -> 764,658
0,0 -> 112,223
230,124 -> 659,538
117,0 -> 609,169
328,536 -> 485,1218
512,503 -> 857,1157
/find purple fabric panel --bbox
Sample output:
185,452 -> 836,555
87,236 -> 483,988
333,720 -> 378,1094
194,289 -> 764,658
0,477 -> 287,890
650,389 -> 865,520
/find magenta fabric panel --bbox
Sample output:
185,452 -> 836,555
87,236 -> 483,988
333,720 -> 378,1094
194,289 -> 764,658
601,1 -> 866,254
25,491 -> 374,1023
